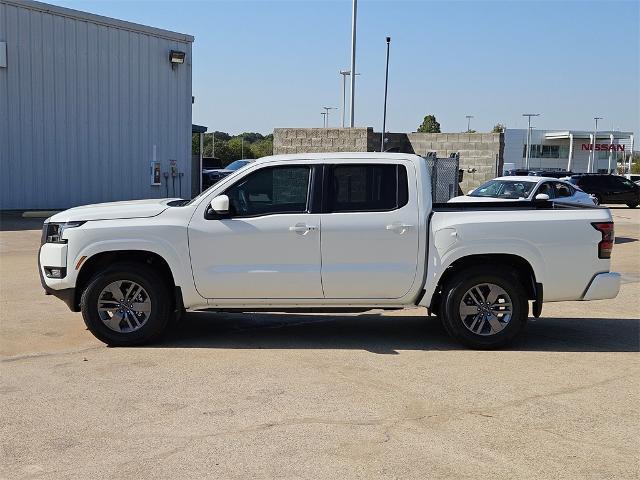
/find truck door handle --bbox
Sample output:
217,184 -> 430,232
385,222 -> 414,234
289,223 -> 317,235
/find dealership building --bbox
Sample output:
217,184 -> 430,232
0,0 -> 195,210
503,128 -> 634,174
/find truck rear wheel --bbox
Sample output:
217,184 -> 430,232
80,262 -> 171,346
440,267 -> 528,349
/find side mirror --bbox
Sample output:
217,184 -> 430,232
210,194 -> 229,214
467,189 -> 474,195
534,193 -> 550,201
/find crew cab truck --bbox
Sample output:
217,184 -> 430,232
39,153 -> 621,349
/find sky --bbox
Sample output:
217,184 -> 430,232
48,0 -> 639,136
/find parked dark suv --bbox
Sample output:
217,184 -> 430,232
566,174 -> 640,208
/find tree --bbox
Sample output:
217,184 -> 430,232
417,114 -> 441,133
250,139 -> 273,158
239,132 -> 264,143
492,123 -> 505,133
212,131 -> 232,142
630,152 -> 640,174
226,137 -> 255,160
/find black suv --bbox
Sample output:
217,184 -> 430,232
566,174 -> 640,208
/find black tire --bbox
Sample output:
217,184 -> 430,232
80,262 -> 172,346
627,202 -> 638,209
440,266 -> 528,349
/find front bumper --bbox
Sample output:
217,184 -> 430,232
38,244 -> 79,311
582,272 -> 621,301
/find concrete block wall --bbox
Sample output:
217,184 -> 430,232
273,128 -> 504,192
273,128 -> 371,154
407,132 -> 504,192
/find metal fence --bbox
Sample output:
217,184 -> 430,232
423,152 -> 461,202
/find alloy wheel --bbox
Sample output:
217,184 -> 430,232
458,283 -> 513,336
97,280 -> 152,333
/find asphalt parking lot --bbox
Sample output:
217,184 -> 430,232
1,208 -> 638,479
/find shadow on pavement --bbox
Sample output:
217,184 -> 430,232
0,213 -> 45,232
615,236 -> 638,245
155,312 -> 639,353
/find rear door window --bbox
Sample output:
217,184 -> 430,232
327,164 -> 408,212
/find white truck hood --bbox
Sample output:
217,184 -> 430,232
48,198 -> 179,222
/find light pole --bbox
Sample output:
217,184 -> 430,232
349,0 -> 357,127
465,115 -> 474,133
590,117 -> 603,173
321,112 -> 327,128
323,106 -> 337,128
211,131 -> 215,158
522,113 -> 540,170
381,36 -> 391,152
528,125 -> 536,168
340,70 -> 360,128
241,134 -> 244,159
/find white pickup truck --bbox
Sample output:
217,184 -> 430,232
39,153 -> 621,349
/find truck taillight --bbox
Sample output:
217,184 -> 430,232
591,222 -> 614,259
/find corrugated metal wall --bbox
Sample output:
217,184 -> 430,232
0,0 -> 193,209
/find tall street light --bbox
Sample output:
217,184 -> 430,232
321,112 -> 327,128
349,0 -> 357,128
590,116 -> 603,173
323,106 -> 337,128
339,70 -> 360,128
522,113 -> 540,170
381,36 -> 391,152
465,115 -> 474,133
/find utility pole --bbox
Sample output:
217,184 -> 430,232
349,0 -> 357,127
522,113 -> 540,170
590,117 -> 603,173
465,115 -> 474,133
381,36 -> 391,152
241,134 -> 244,159
211,131 -> 215,158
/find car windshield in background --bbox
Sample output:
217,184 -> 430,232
225,160 -> 250,171
470,180 -> 537,199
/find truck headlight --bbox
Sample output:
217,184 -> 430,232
42,221 -> 85,244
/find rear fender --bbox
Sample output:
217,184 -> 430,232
420,239 -> 546,308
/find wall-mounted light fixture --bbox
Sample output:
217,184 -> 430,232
0,42 -> 7,68
169,50 -> 185,70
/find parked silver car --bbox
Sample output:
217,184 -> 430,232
449,176 -> 596,205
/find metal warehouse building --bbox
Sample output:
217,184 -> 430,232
0,0 -> 194,210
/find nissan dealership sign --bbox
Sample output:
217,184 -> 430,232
581,143 -> 625,151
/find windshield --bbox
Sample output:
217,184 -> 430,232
225,160 -> 250,171
470,179 -> 537,199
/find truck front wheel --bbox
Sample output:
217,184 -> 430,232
80,262 -> 171,346
440,267 -> 528,349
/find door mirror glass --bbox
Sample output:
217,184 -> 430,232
534,193 -> 550,201
210,195 -> 230,213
